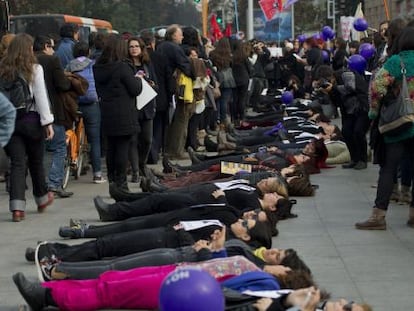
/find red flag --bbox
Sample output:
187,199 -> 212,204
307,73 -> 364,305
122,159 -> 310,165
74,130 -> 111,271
259,0 -> 283,21
210,14 -> 223,42
224,23 -> 232,37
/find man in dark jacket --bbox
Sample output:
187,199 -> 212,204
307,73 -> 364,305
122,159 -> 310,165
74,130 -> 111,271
55,23 -> 79,69
156,24 -> 193,159
34,35 -> 73,198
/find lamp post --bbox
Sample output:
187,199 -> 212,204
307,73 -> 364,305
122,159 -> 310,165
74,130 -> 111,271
202,0 -> 208,37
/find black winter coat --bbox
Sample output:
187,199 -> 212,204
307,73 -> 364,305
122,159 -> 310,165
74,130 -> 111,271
156,40 -> 192,99
93,61 -> 142,136
36,52 -> 71,126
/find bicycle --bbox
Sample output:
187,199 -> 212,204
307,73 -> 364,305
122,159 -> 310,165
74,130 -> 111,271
62,112 -> 89,189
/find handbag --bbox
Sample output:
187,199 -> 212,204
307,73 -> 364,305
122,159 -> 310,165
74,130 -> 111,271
378,58 -> 414,136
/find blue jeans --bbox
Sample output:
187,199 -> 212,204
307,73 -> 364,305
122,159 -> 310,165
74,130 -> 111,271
79,103 -> 102,175
4,113 -> 49,211
47,124 -> 67,189
217,88 -> 232,123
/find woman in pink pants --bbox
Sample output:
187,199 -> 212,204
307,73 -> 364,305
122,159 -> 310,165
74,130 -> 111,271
13,256 -> 263,311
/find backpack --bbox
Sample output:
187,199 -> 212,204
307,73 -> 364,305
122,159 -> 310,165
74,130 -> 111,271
0,74 -> 35,116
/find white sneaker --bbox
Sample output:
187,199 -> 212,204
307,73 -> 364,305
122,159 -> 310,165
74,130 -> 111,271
93,176 -> 107,184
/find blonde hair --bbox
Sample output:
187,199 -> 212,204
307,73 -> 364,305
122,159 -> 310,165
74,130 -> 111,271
0,33 -> 16,58
0,33 -> 36,83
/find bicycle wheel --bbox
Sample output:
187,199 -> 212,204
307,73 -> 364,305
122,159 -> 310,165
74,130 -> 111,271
75,122 -> 87,179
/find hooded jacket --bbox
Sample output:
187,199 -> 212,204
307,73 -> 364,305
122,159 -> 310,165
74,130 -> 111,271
66,56 -> 98,104
93,61 -> 142,136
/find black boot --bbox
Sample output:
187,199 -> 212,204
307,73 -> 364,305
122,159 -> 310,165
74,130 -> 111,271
13,272 -> 48,311
25,247 -> 36,262
93,196 -> 115,221
187,146 -> 201,164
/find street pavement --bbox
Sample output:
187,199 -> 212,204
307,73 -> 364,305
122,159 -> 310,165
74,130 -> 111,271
0,159 -> 413,310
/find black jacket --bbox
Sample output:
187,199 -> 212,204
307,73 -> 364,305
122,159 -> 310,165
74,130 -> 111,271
149,49 -> 170,111
156,40 -> 192,99
36,52 -> 71,126
93,61 -> 142,136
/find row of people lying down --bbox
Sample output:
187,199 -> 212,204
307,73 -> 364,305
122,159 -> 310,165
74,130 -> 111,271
201,115 -> 341,155
16,237 -> 372,310
15,162 -> 372,310
18,223 -> 372,311
114,138 -> 327,202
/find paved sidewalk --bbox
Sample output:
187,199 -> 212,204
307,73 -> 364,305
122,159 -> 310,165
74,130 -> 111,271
0,161 -> 413,310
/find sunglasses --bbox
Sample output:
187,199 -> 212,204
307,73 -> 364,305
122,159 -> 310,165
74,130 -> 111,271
241,219 -> 250,233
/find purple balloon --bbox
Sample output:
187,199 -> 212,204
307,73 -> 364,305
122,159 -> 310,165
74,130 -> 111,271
359,43 -> 376,59
313,32 -> 323,41
322,50 -> 330,62
321,26 -> 333,38
159,269 -> 225,311
322,30 -> 335,41
353,18 -> 368,31
348,54 -> 367,74
281,91 -> 294,105
297,34 -> 306,43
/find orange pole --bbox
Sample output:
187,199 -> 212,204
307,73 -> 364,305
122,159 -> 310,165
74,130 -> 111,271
383,0 -> 390,20
202,0 -> 209,37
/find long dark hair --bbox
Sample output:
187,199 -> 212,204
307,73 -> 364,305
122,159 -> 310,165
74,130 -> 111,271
396,26 -> 414,53
96,34 -> 127,65
0,33 -> 37,83
127,36 -> 150,65
209,37 -> 232,70
387,17 -> 407,56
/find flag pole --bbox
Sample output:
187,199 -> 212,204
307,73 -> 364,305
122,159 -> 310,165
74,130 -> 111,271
235,0 -> 240,36
291,3 -> 295,38
383,0 -> 390,20
202,0 -> 209,37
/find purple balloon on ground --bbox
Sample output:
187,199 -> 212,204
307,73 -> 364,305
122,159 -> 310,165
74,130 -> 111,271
359,43 -> 376,59
281,91 -> 294,105
159,269 -> 225,311
348,54 -> 367,74
353,18 -> 368,31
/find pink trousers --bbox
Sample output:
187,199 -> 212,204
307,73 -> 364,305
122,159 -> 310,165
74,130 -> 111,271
43,265 -> 176,311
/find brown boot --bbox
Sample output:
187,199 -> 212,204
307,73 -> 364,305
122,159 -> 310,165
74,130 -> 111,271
355,207 -> 387,230
398,185 -> 411,205
407,207 -> 414,228
390,183 -> 400,202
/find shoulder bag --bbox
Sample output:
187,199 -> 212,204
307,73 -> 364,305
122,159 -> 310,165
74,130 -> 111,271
378,57 -> 414,136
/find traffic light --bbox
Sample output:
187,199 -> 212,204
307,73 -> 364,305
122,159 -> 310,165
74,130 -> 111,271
216,11 -> 223,26
338,0 -> 350,16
